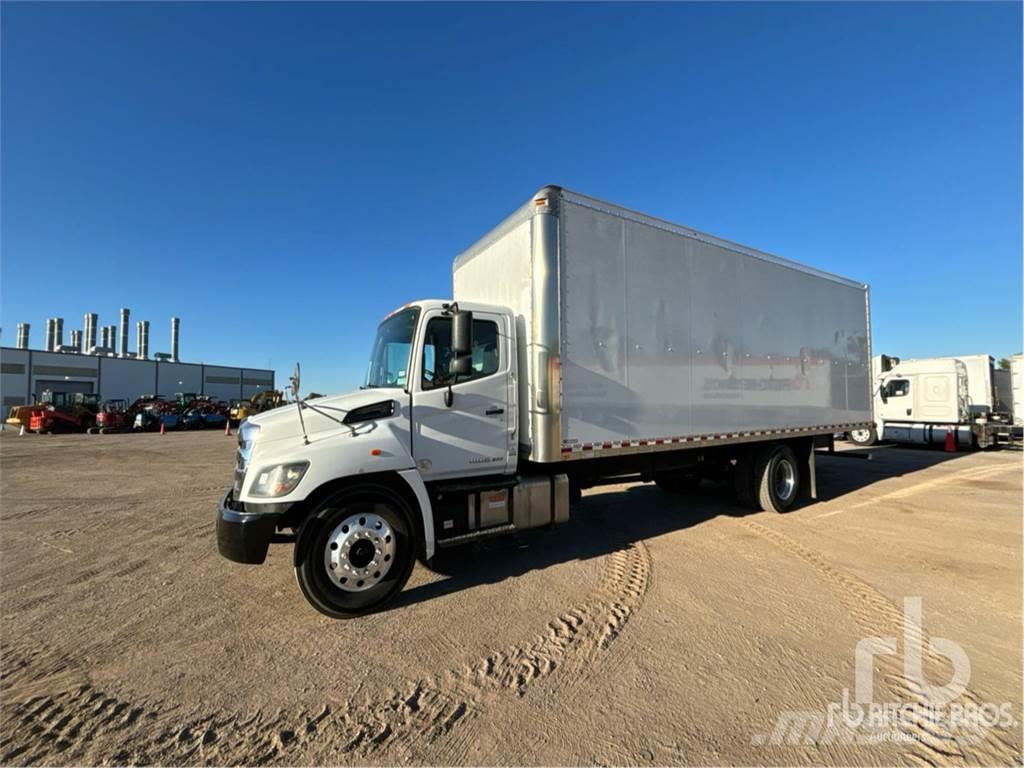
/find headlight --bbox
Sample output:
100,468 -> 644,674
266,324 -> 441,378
249,462 -> 309,497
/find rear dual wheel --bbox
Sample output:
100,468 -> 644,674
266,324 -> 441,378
294,483 -> 416,619
735,443 -> 801,513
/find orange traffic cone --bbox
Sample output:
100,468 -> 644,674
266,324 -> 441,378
159,420 -> 166,436
944,428 -> 956,452
224,420 -> 231,436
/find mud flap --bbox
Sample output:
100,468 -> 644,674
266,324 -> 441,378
808,446 -> 817,501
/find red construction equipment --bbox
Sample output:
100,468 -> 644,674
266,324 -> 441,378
29,391 -> 100,434
93,399 -> 130,433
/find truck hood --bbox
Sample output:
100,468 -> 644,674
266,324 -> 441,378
247,388 -> 405,443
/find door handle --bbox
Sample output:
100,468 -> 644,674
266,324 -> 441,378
906,409 -> 912,416
485,407 -> 504,416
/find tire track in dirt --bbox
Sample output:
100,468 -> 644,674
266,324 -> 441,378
741,518 -> 1020,766
0,542 -> 652,765
438,542 -> 653,765
1,642 -> 90,703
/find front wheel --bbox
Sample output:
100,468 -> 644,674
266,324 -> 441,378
847,426 -> 877,447
294,484 -> 416,618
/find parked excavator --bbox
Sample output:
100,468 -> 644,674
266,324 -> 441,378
229,389 -> 285,426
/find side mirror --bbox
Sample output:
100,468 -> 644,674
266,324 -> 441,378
448,309 -> 474,378
452,310 -> 473,357
445,310 -> 473,407
449,356 -> 472,376
879,386 -> 888,403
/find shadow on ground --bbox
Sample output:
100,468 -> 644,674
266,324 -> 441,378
389,444 -> 984,611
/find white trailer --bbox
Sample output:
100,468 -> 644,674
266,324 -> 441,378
1010,354 -> 1024,426
216,186 -> 873,617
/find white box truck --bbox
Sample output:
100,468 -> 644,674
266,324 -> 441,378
847,354 -> 1018,448
217,186 -> 873,617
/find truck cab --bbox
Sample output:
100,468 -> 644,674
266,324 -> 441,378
867,355 -> 1019,449
366,301 -> 517,480
216,300 -> 568,619
851,356 -> 974,447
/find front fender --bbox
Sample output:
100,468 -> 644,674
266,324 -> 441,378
239,413 -> 436,560
397,468 -> 435,561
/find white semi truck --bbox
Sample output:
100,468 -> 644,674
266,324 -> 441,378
847,354 -> 1017,448
217,186 -> 873,617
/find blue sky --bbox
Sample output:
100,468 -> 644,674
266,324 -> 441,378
2,2 -> 1020,394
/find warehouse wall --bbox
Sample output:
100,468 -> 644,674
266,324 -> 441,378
1,348 -> 30,408
242,369 -> 276,399
102,357 -> 157,401
204,366 -> 242,402
30,351 -> 99,402
155,362 -> 203,398
0,348 -> 274,407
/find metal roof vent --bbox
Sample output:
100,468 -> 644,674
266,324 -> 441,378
119,308 -> 130,358
84,313 -> 98,355
137,320 -> 150,360
170,317 -> 180,362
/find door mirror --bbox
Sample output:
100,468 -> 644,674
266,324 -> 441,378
449,355 -> 472,377
879,384 -> 888,404
449,309 -> 474,380
452,310 -> 473,356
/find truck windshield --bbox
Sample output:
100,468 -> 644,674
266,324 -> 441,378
364,307 -> 420,389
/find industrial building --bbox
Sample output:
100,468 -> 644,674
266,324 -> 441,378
1,310 -> 274,408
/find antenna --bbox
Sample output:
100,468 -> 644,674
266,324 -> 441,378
290,362 -> 309,445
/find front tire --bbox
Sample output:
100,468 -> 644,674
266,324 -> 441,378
294,483 -> 416,618
847,426 -> 877,446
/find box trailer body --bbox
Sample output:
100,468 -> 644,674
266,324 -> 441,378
1011,355 -> 1024,427
216,186 -> 874,618
453,188 -> 873,463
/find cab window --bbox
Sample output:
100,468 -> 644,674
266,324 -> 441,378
883,379 -> 910,398
421,317 -> 500,389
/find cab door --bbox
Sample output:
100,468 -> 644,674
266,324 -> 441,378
879,376 -> 912,420
411,309 -> 513,480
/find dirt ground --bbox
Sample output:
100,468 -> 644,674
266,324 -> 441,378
0,430 -> 1020,766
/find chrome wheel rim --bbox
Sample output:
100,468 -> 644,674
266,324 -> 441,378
774,459 -> 796,502
323,511 -> 396,592
850,429 -> 871,442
